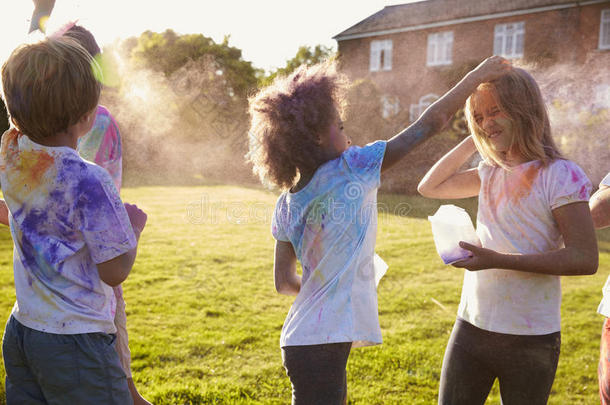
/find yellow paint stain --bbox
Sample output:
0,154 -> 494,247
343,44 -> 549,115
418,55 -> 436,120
311,269 -> 326,285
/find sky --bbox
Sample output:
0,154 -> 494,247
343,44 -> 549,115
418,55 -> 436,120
1,0 -> 420,72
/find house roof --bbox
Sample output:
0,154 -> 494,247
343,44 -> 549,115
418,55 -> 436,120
334,0 -> 598,40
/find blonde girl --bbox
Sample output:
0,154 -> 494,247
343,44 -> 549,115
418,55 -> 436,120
248,57 -> 509,404
418,68 -> 598,405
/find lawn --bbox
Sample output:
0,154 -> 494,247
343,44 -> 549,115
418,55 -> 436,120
0,185 -> 607,404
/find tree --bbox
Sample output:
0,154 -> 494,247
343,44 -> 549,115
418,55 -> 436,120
130,29 -> 259,98
261,44 -> 336,86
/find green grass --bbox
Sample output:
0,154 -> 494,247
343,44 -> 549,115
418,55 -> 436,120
0,185 -> 607,404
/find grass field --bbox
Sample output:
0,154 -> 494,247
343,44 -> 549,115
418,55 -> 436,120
0,185 -> 608,404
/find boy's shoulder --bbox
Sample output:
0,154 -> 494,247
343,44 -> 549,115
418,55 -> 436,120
37,143 -> 118,198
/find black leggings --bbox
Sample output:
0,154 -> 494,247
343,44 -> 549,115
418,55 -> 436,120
439,318 -> 561,405
282,342 -> 351,405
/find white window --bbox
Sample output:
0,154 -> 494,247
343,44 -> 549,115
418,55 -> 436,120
600,9 -> 610,50
370,40 -> 392,72
381,95 -> 400,119
427,31 -> 453,66
410,94 -> 438,122
494,22 -> 525,58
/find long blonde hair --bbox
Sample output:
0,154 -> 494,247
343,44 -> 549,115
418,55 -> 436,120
464,68 -> 562,169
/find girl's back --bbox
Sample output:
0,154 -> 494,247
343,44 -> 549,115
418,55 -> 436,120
273,141 -> 386,348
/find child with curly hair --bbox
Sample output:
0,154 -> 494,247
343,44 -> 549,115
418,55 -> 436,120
247,56 -> 510,404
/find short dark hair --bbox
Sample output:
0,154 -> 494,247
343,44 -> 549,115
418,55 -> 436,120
1,37 -> 101,141
64,24 -> 101,57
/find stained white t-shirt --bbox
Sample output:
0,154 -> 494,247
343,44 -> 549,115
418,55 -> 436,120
0,130 -> 136,334
596,172 -> 610,317
272,141 -> 386,348
458,159 -> 591,335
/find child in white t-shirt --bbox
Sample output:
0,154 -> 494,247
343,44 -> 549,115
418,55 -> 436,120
418,68 -> 598,405
1,36 -> 146,403
247,57 -> 511,404
591,172 -> 610,404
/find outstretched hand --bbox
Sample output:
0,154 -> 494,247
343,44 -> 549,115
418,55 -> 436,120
452,241 -> 501,271
471,55 -> 512,83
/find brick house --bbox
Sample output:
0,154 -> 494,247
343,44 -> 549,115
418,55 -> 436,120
334,0 -> 609,189
334,0 -> 610,122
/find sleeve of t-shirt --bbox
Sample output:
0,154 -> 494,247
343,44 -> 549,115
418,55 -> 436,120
546,160 -> 592,210
342,140 -> 387,189
477,159 -> 494,184
76,167 -> 137,264
98,113 -> 123,191
601,172 -> 610,188
271,193 -> 289,242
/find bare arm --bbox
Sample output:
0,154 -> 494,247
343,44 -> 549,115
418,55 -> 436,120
0,199 -> 8,226
381,56 -> 511,172
590,185 -> 610,229
96,203 -> 147,287
274,240 -> 301,296
97,231 -> 140,287
454,202 -> 598,275
417,136 -> 481,199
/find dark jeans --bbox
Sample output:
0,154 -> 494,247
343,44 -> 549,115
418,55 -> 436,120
282,342 -> 352,405
439,318 -> 560,405
2,315 -> 132,405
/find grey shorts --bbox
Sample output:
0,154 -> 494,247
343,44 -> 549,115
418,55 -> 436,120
2,315 -> 133,405
282,342 -> 352,405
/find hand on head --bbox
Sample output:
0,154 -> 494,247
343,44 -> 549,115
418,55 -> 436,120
472,55 -> 512,83
124,203 -> 147,235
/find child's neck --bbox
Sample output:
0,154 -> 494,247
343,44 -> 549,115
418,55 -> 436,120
291,168 -> 318,193
502,150 -> 530,167
35,128 -> 82,149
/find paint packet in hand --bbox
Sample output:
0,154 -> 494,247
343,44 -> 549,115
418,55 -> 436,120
374,253 -> 388,287
428,205 -> 481,265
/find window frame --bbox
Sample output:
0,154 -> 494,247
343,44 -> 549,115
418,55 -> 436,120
599,9 -> 610,50
426,31 -> 454,66
370,39 -> 393,72
494,21 -> 525,59
410,93 -> 439,122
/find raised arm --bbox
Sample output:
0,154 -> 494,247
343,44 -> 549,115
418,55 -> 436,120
274,240 -> 301,296
417,135 -> 481,199
454,202 -> 598,276
381,56 -> 511,172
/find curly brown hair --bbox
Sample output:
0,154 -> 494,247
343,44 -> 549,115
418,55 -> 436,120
247,61 -> 347,190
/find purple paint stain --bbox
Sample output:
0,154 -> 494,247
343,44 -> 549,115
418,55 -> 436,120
21,209 -> 48,235
75,175 -> 116,229
579,184 -> 588,199
571,170 -> 580,183
317,307 -> 323,323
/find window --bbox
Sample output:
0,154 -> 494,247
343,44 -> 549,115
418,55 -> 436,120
600,9 -> 610,50
410,94 -> 438,122
370,40 -> 392,71
381,95 -> 400,119
427,31 -> 453,66
494,22 -> 525,58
